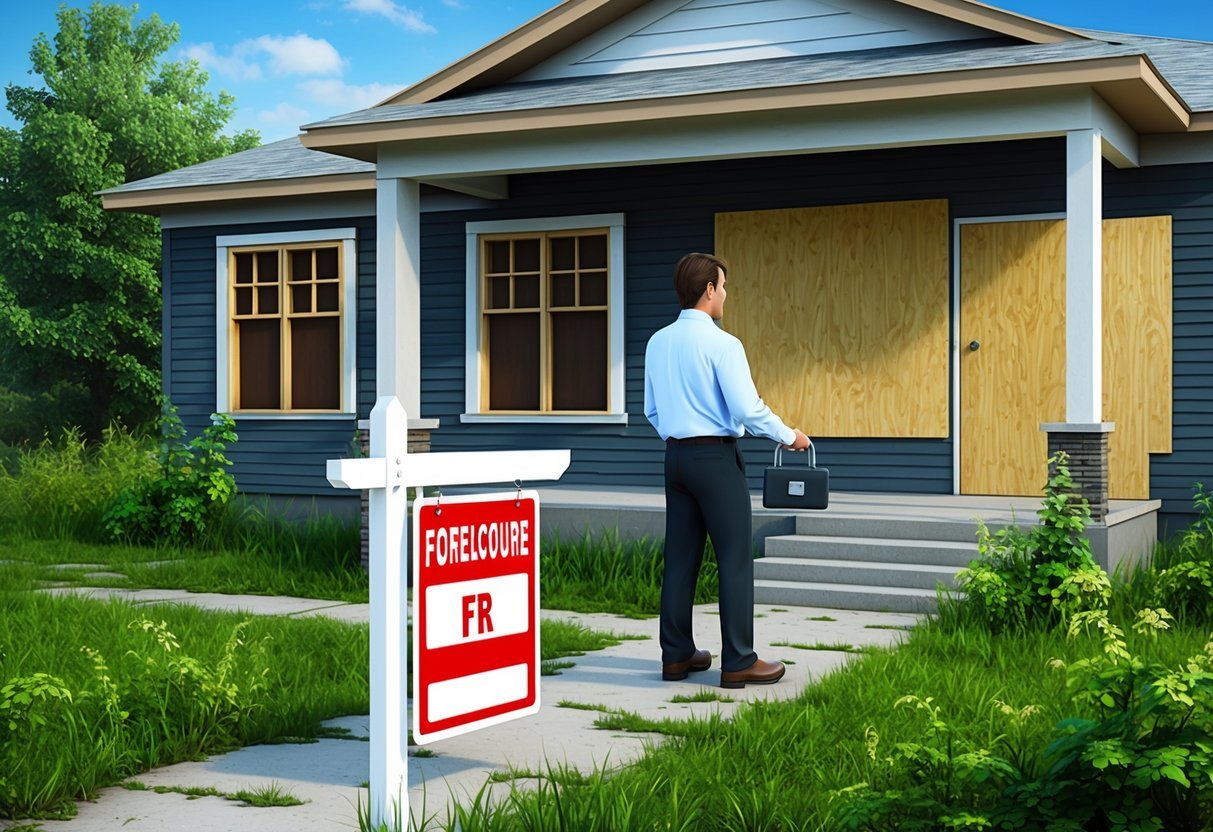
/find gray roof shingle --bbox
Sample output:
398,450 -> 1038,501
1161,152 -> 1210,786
303,34 -> 1213,132
100,136 -> 374,195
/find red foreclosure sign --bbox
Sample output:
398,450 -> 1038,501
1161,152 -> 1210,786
411,491 -> 540,744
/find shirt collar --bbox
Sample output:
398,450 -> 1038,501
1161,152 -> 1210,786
678,309 -> 714,324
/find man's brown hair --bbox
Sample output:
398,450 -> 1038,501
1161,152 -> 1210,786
673,252 -> 727,309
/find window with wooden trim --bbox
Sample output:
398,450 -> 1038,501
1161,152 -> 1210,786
229,242 -> 344,411
480,230 -> 610,413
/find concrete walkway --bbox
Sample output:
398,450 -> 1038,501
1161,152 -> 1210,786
10,588 -> 920,832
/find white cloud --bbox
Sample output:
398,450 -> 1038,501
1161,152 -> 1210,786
343,0 -> 436,33
253,34 -> 346,76
257,102 -> 312,127
182,34 -> 345,81
298,79 -> 402,110
183,43 -> 262,81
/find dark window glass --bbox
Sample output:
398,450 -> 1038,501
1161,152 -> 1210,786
488,314 -> 539,411
514,238 -> 540,273
290,318 -> 341,409
292,284 -> 312,314
256,252 -> 279,283
580,271 -> 607,306
258,286 -> 279,315
551,311 -> 607,411
579,234 -> 607,269
316,283 -> 339,313
235,252 -> 254,284
238,319 -> 281,409
487,240 -> 510,274
235,287 -> 253,316
550,274 -> 576,308
289,250 -> 312,282
488,276 -> 510,310
514,275 -> 539,309
550,237 -> 576,271
315,247 -> 339,280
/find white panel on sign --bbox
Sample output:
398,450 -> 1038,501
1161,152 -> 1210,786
427,663 -> 530,723
425,574 -> 530,649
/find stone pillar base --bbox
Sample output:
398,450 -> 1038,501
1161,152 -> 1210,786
1041,422 -> 1114,523
358,419 -> 437,570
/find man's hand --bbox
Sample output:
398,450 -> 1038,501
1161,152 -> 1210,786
786,429 -> 811,451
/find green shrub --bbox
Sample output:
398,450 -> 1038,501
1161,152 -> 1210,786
1149,484 -> 1213,623
103,405 -> 237,545
948,452 -> 1111,632
0,380 -> 94,446
0,425 -> 155,541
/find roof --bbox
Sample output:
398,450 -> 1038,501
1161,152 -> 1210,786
1080,30 -> 1213,113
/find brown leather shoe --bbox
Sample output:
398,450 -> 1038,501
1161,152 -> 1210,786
720,658 -> 785,689
662,649 -> 712,681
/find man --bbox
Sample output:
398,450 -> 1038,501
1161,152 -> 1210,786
644,252 -> 811,689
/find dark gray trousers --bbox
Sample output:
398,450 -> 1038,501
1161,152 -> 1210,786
660,441 -> 757,673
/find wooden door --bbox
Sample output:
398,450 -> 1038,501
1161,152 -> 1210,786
959,220 -> 1067,496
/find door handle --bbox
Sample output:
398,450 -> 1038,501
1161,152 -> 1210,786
968,340 -> 981,352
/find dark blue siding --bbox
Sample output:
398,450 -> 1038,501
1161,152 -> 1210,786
165,217 -> 375,495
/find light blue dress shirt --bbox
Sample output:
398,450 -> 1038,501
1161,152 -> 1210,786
644,309 -> 797,445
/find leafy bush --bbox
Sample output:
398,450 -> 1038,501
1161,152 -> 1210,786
103,405 -> 237,545
950,452 -> 1111,632
1150,484 -> 1213,623
0,425 -> 155,541
836,609 -> 1213,832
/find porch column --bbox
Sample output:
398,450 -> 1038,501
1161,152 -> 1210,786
1042,129 -> 1114,521
376,176 -> 421,413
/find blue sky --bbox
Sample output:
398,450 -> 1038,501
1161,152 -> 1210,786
2,0 -> 1212,143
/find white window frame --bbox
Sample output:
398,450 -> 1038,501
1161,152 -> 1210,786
462,214 -> 627,424
216,228 -> 358,418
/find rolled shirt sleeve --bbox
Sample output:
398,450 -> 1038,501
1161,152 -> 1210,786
717,338 -> 797,445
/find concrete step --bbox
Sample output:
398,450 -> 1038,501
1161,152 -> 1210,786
754,579 -> 941,614
765,534 -> 980,568
754,557 -> 961,590
792,514 -> 1031,543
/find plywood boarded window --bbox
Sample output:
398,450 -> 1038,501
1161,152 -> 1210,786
229,243 -> 344,412
715,199 -> 950,437
480,231 -> 609,413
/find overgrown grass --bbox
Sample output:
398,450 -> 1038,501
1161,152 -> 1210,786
0,590 -> 369,821
405,617 -> 1210,831
540,530 -> 718,618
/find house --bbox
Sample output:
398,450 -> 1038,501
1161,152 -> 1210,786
102,0 -> 1213,555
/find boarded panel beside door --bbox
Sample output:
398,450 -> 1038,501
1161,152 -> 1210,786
716,199 -> 950,438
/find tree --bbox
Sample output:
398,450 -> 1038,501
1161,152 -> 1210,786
0,3 -> 259,438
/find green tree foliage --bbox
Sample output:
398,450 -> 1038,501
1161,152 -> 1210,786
0,3 -> 259,437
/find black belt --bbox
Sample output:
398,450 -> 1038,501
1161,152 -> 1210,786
667,436 -> 737,446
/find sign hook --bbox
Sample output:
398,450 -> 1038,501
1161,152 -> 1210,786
434,487 -> 442,516
514,479 -> 522,507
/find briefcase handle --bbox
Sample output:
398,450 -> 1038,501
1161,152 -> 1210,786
773,443 -> 816,469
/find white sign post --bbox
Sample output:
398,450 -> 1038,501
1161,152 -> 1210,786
327,396 -> 569,829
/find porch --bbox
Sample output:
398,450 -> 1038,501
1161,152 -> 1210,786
533,486 -> 1160,613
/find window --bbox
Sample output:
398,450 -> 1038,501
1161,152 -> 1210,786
464,215 -> 626,423
216,229 -> 357,416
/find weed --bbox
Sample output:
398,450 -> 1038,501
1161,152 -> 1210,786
771,640 -> 871,653
670,690 -> 735,704
808,615 -> 837,622
231,782 -> 305,807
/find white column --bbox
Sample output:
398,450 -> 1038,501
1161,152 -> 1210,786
376,177 -> 422,414
1065,129 -> 1103,424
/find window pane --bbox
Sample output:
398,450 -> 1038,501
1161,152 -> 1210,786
289,250 -> 312,282
316,283 -> 339,313
487,240 -> 510,274
488,276 -> 510,310
551,311 -> 607,411
292,284 -> 312,314
235,287 -> 253,316
234,253 -> 254,284
580,271 -> 607,306
238,319 -> 281,409
550,237 -> 575,272
514,275 -> 539,309
487,313 -> 539,411
550,274 -> 575,308
290,318 -> 341,409
514,238 -> 540,273
315,247 -> 339,280
258,286 -> 279,315
579,234 -> 607,269
256,252 -> 279,283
